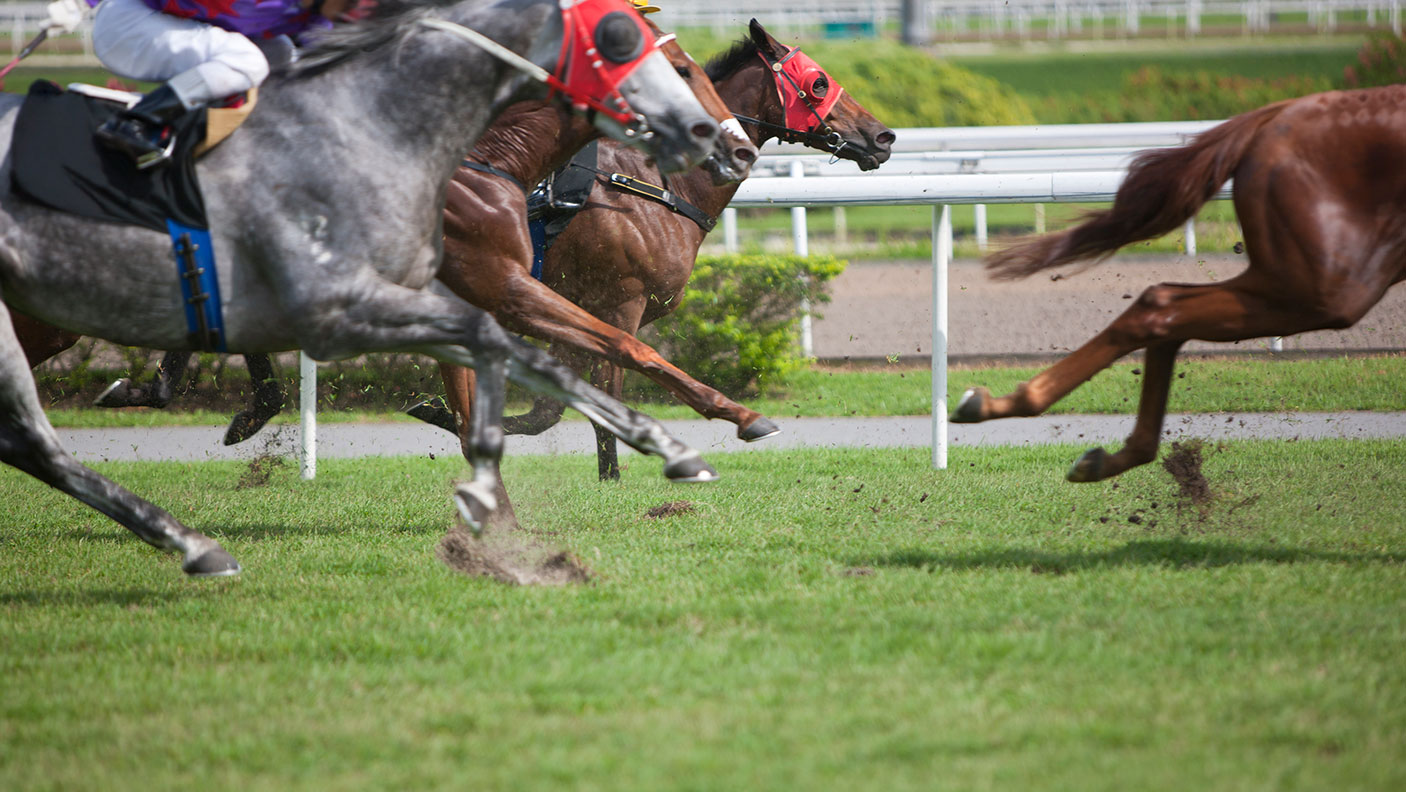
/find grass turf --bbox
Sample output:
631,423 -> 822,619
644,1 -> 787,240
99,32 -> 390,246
2,442 -> 1403,790
38,354 -> 1406,427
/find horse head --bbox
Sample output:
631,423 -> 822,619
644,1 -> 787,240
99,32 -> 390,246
536,0 -> 721,174
708,19 -> 895,171
646,16 -> 757,185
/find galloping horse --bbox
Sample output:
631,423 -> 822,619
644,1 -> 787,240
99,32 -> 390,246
16,4 -> 754,448
424,20 -> 895,480
0,0 -> 725,576
952,85 -> 1406,481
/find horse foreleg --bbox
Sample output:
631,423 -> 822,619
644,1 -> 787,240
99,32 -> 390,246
493,274 -> 778,442
451,356 -> 506,534
223,354 -> 286,445
0,301 -> 237,576
94,350 -> 190,409
1067,340 -> 1184,483
591,360 -> 625,481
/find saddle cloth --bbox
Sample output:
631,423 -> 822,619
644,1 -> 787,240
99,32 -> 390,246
10,80 -> 217,233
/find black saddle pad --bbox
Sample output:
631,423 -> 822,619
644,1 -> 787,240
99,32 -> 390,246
10,80 -> 209,233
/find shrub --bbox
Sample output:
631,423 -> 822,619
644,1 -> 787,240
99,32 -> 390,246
1033,66 -> 1331,122
1341,32 -> 1406,88
637,254 -> 847,398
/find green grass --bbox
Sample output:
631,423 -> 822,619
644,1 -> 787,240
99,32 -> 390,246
39,355 -> 1406,428
947,43 -> 1358,100
2,443 -> 1404,790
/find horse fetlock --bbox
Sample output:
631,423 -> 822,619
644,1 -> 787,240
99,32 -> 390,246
92,378 -> 135,408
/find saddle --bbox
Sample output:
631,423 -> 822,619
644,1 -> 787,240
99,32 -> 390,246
8,80 -> 247,352
525,140 -> 601,277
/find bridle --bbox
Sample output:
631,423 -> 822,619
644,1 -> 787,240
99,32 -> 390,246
420,0 -> 665,137
732,43 -> 848,157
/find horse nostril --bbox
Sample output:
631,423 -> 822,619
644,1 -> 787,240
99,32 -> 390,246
734,147 -> 757,163
690,122 -> 717,140
876,129 -> 896,146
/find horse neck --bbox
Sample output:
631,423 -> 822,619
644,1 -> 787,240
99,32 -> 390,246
258,3 -> 554,197
470,102 -> 600,186
654,61 -> 778,221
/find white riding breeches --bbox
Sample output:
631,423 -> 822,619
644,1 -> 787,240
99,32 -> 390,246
92,0 -> 288,108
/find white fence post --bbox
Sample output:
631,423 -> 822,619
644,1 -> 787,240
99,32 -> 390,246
791,160 -> 814,358
932,205 -> 951,471
300,352 -> 316,480
1184,217 -> 1197,255
974,204 -> 988,251
722,207 -> 738,253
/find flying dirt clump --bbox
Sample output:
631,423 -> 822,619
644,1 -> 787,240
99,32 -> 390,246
437,487 -> 592,586
1162,439 -> 1214,515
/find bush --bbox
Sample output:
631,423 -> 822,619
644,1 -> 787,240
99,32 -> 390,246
1341,33 -> 1406,88
637,254 -> 847,398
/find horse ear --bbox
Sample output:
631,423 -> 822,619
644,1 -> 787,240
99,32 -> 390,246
748,19 -> 782,57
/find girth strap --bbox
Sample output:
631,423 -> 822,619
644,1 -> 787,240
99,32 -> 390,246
602,172 -> 717,233
461,158 -> 527,193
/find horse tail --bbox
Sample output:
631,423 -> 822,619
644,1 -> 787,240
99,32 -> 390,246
985,100 -> 1294,279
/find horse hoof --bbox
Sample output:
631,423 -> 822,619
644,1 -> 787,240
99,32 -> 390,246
182,546 -> 241,577
93,378 -> 134,408
223,411 -> 269,446
407,399 -> 457,434
1067,448 -> 1107,483
453,482 -> 498,536
664,452 -> 719,483
738,416 -> 780,442
950,388 -> 987,423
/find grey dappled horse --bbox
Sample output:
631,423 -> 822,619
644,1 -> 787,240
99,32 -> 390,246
0,0 -> 722,577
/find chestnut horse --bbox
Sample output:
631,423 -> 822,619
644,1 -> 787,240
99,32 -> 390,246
952,85 -> 1406,481
421,20 -> 895,479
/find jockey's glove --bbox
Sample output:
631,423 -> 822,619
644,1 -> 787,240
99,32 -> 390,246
44,0 -> 89,34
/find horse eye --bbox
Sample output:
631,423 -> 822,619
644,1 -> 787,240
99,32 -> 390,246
675,64 -> 691,79
811,76 -> 829,98
593,12 -> 645,64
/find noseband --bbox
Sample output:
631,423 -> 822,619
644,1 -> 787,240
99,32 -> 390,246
733,44 -> 848,156
420,0 -> 664,136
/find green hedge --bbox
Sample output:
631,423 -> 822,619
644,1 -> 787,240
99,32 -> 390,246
637,253 -> 847,398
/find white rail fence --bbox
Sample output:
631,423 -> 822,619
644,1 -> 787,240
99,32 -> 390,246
651,0 -> 1402,38
294,121 -> 1225,476
719,119 -> 1232,470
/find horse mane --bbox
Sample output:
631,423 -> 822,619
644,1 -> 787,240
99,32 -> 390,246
289,0 -> 463,78
704,36 -> 758,82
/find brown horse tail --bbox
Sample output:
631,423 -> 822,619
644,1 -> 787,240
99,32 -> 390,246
985,100 -> 1294,280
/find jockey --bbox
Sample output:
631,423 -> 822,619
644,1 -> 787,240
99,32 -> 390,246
42,0 -> 353,167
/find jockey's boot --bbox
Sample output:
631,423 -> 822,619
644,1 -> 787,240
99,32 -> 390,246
94,84 -> 190,169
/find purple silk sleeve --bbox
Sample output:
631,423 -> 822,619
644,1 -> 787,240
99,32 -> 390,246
139,0 -> 332,39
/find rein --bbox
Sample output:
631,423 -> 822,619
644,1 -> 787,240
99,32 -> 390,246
734,45 -> 848,158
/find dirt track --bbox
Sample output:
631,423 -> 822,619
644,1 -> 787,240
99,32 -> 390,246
812,253 -> 1406,362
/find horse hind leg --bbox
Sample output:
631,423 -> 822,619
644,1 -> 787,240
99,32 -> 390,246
955,277 -> 1329,481
0,303 -> 237,576
94,350 -> 190,409
223,354 -> 286,445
